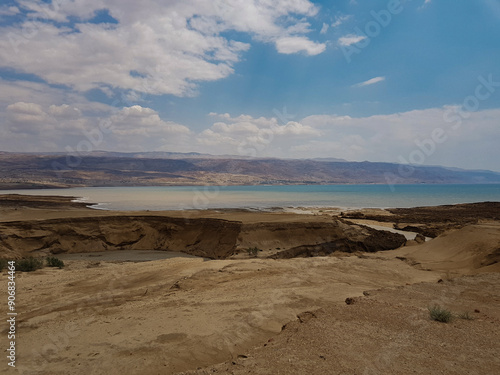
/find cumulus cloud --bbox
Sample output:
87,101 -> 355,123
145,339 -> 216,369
196,113 -> 321,157
0,102 -> 191,152
0,0 -> 325,97
6,102 -> 47,132
194,108 -> 500,169
300,108 -> 500,170
7,101 -> 44,117
4,101 -> 88,141
1,102 -> 500,170
338,34 -> 366,46
352,76 -> 386,88
0,78 -> 118,124
109,106 -> 191,138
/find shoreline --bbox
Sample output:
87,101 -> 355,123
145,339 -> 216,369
2,183 -> 500,212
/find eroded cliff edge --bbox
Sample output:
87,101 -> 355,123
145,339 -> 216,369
0,216 -> 406,260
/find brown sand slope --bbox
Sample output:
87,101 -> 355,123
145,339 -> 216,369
179,272 -> 500,375
395,223 -> 500,275
2,255 -> 439,375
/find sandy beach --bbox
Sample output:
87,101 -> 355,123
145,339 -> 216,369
0,195 -> 499,374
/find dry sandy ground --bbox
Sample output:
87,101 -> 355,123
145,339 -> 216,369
3,254 -> 440,375
180,272 -> 500,375
0,196 -> 499,374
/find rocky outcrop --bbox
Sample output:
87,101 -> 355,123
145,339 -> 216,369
0,216 -> 241,259
268,228 -> 406,259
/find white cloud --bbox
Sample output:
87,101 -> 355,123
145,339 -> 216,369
0,0 -> 325,97
338,34 -> 367,46
299,108 -> 500,170
6,102 -> 48,134
0,79 -> 118,125
332,15 -> 352,28
5,101 -> 87,138
1,103 -> 500,170
7,102 -> 44,116
273,121 -> 321,136
195,113 -> 321,157
0,6 -> 20,16
15,0 -> 68,21
48,104 -> 82,119
195,109 -> 500,167
320,23 -> 329,34
275,36 -> 326,55
0,102 -> 191,152
109,105 -> 192,137
352,76 -> 386,88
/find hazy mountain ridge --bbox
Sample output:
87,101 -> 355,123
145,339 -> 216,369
0,151 -> 499,189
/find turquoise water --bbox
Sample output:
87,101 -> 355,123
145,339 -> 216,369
3,184 -> 500,210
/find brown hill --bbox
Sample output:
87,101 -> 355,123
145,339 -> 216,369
1,152 -> 500,188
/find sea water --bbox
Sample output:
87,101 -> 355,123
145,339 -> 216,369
3,184 -> 500,211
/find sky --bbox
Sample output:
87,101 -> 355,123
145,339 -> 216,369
0,0 -> 499,171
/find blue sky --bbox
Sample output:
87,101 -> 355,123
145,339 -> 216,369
0,0 -> 499,171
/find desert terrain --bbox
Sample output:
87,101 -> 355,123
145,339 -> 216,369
0,195 -> 499,374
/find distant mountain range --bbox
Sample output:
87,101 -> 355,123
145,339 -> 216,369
1,151 -> 499,189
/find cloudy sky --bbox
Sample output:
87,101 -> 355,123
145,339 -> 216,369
0,0 -> 499,171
